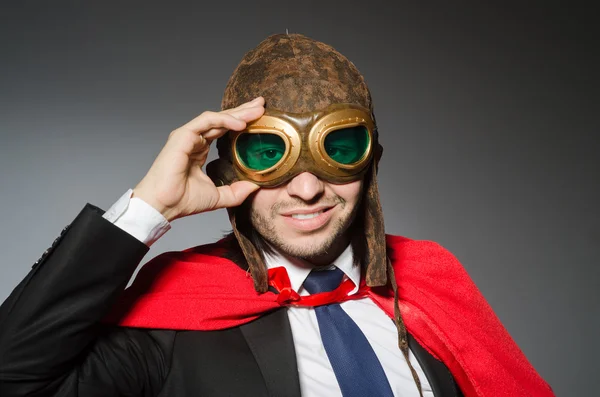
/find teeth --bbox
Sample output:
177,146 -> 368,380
291,211 -> 323,220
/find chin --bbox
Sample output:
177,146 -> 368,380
267,227 -> 348,263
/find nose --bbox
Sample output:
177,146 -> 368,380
286,172 -> 325,202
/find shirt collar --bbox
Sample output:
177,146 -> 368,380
263,244 -> 361,295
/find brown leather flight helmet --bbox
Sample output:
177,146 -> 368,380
206,33 -> 387,293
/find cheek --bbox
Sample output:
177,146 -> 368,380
333,180 -> 364,208
250,189 -> 278,217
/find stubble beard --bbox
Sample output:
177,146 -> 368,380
250,195 -> 361,264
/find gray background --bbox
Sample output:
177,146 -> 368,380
1,1 -> 597,395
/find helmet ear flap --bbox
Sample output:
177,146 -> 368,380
363,151 -> 388,287
206,157 -> 236,187
208,155 -> 270,293
228,207 -> 269,293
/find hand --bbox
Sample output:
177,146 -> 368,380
133,97 -> 265,222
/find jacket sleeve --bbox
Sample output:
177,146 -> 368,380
0,204 -> 175,397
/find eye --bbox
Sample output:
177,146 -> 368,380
262,149 -> 282,159
326,146 -> 349,157
323,125 -> 370,165
236,133 -> 287,171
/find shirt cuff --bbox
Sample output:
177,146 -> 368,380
102,189 -> 171,246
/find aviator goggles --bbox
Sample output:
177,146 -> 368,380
229,104 -> 377,187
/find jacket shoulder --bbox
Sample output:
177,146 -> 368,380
385,234 -> 464,271
182,234 -> 248,270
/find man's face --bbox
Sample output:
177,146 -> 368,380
250,172 -> 363,265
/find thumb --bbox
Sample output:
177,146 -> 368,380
214,181 -> 260,209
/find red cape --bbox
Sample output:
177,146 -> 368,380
107,235 -> 554,397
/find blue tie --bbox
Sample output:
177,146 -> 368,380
303,268 -> 394,397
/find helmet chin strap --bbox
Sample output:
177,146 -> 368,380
363,160 -> 388,287
227,206 -> 269,293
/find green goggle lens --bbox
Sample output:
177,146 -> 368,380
324,126 -> 370,165
236,133 -> 287,171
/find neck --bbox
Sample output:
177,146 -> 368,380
262,239 -> 359,294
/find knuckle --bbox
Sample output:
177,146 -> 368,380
168,128 -> 180,140
201,111 -> 221,128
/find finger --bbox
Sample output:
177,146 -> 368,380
200,106 -> 265,141
181,111 -> 246,134
214,181 -> 260,209
226,105 -> 265,123
223,96 -> 264,113
189,150 -> 209,162
188,135 -> 212,156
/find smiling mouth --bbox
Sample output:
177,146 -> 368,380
280,206 -> 336,232
290,211 -> 324,220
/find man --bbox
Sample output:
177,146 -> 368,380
0,34 -> 553,397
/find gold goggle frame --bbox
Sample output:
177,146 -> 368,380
230,104 -> 375,186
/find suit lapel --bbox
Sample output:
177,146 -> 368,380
240,307 -> 302,397
224,246 -> 301,396
409,333 -> 463,397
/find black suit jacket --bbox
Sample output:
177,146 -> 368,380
0,205 -> 462,396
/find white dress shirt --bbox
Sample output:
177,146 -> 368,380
102,190 -> 433,397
